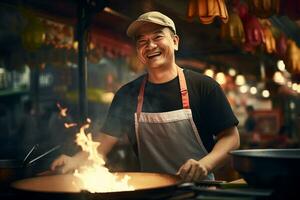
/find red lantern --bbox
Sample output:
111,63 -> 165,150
235,2 -> 249,20
242,15 -> 265,52
276,34 -> 288,58
187,0 -> 229,24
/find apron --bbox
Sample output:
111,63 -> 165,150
134,67 -> 214,180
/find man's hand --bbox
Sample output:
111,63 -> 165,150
50,154 -> 80,174
176,159 -> 208,182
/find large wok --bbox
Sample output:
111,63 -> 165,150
11,172 -> 182,200
230,148 -> 300,189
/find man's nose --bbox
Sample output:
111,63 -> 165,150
146,39 -> 157,49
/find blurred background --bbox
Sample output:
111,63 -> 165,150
0,0 -> 299,180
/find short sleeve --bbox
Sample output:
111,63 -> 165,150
101,90 -> 128,138
205,83 -> 239,136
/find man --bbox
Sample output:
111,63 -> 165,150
244,105 -> 256,134
51,11 -> 240,182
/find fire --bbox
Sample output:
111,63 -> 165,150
64,123 -> 77,128
56,103 -> 134,193
72,119 -> 134,193
56,103 -> 68,117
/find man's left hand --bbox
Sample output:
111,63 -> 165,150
176,159 -> 208,182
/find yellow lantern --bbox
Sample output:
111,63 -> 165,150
259,19 -> 276,53
21,15 -> 45,52
285,40 -> 300,73
247,0 -> 280,18
220,11 -> 245,46
263,27 -> 276,53
187,0 -> 228,24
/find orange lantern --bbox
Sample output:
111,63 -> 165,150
260,20 -> 276,54
285,40 -> 300,73
247,0 -> 280,18
187,0 -> 228,24
263,27 -> 276,53
220,11 -> 245,46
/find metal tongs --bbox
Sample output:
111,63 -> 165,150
22,144 -> 61,167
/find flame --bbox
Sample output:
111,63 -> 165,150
57,103 -> 68,117
64,123 -> 77,128
73,119 -> 134,193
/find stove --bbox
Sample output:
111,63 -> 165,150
165,182 -> 298,200
0,180 -> 298,200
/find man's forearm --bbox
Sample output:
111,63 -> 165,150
199,126 -> 240,173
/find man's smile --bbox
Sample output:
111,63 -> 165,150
146,51 -> 162,59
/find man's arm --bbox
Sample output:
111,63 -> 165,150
51,133 -> 119,173
177,126 -> 240,181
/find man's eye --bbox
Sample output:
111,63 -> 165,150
154,35 -> 163,40
137,40 -> 146,45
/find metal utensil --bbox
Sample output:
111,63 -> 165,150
26,145 -> 61,166
23,144 -> 39,165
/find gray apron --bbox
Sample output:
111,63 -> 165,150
134,67 -> 214,180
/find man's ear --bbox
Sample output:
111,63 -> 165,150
173,35 -> 179,51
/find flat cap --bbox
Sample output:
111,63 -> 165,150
126,11 -> 176,38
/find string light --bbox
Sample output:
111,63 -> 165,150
228,68 -> 237,76
235,74 -> 246,86
262,90 -> 270,98
277,60 -> 285,71
250,86 -> 257,95
204,69 -> 214,78
216,72 -> 226,85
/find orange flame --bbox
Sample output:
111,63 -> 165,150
73,120 -> 134,193
57,103 -> 68,117
64,123 -> 77,128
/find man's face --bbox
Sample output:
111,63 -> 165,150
134,23 -> 179,69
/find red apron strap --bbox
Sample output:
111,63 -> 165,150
136,75 -> 147,119
137,68 -> 190,117
177,67 -> 190,109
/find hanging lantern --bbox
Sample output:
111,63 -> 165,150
187,0 -> 228,24
276,33 -> 288,58
220,11 -> 245,46
21,15 -> 45,52
235,2 -> 249,20
280,0 -> 300,20
285,40 -> 300,73
242,15 -> 265,52
260,20 -> 276,54
247,0 -> 280,18
263,27 -> 276,53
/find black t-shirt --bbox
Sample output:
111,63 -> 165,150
101,69 -> 239,153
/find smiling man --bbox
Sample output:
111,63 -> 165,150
51,11 -> 240,182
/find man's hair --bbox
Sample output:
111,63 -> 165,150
133,26 -> 177,42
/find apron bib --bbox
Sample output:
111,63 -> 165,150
134,67 -> 214,180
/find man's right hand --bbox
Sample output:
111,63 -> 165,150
50,154 -> 80,174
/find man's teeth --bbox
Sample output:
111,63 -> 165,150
147,52 -> 161,58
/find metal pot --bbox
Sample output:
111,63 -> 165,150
11,172 -> 182,200
0,145 -> 60,188
230,148 -> 300,189
0,159 -> 28,188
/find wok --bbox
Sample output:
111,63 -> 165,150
230,148 -> 300,189
11,172 -> 182,200
0,145 -> 60,188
